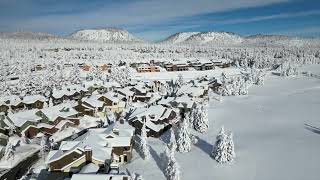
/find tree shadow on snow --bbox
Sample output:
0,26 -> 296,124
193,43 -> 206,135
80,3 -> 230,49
304,123 -> 320,135
149,146 -> 166,177
194,136 -> 213,156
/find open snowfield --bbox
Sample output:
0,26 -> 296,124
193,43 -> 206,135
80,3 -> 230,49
127,72 -> 320,180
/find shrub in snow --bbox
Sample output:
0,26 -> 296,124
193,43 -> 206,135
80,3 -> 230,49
279,62 -> 299,77
139,122 -> 150,160
193,104 -> 209,133
211,127 -> 236,163
248,67 -> 266,86
219,74 -> 251,96
176,114 -> 192,153
164,145 -> 181,180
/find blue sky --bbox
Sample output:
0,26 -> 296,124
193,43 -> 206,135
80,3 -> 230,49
0,0 -> 319,41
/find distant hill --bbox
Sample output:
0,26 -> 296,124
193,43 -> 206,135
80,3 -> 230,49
69,28 -> 143,43
0,32 -> 64,41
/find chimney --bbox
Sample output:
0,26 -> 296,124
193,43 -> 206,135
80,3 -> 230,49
84,146 -> 92,162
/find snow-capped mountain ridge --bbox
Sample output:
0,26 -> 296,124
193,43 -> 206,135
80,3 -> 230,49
184,31 -> 243,45
160,32 -> 200,44
69,28 -> 143,43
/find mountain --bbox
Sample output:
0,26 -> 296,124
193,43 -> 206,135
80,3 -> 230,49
0,32 -> 63,40
184,31 -> 243,45
160,32 -> 200,44
160,31 -> 320,47
69,28 -> 143,43
160,31 -> 243,45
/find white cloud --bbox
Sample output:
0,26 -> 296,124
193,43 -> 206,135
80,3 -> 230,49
2,0 -> 290,34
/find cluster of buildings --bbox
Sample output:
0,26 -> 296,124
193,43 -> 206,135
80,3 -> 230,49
0,64 -> 218,179
133,58 -> 232,73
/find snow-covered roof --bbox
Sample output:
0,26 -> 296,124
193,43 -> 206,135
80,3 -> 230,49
7,109 -> 41,127
55,120 -> 75,130
83,96 -> 104,108
40,103 -> 78,121
117,87 -> 134,97
22,95 -> 47,104
59,141 -> 82,151
0,95 -> 21,106
79,163 -> 100,174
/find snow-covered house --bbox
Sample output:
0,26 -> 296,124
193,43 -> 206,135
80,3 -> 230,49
46,121 -> 134,173
22,95 -> 48,110
52,85 -> 88,105
128,105 -> 177,137
0,95 -> 23,112
6,109 -> 42,134
130,84 -> 152,102
38,103 -> 80,126
98,92 -> 126,113
75,96 -> 105,116
116,87 -> 135,102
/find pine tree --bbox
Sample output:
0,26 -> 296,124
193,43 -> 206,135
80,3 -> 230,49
211,127 -> 236,163
193,104 -> 209,133
176,114 -> 192,153
168,128 -> 177,151
164,144 -> 181,180
140,121 -> 150,160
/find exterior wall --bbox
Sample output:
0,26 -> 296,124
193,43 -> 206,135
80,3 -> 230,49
112,146 -> 132,164
0,105 -> 9,114
23,126 -> 39,138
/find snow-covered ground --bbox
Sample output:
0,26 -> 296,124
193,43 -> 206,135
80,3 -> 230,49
126,73 -> 320,180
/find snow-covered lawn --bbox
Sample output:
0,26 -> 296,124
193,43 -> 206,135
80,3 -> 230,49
126,74 -> 320,180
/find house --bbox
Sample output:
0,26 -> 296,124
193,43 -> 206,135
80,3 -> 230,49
98,92 -> 126,113
6,109 -> 42,134
136,65 -> 160,73
75,96 -> 105,116
188,60 -> 214,71
98,63 -> 112,71
130,85 -> 151,102
22,95 -> 48,110
52,86 -> 88,105
164,61 -> 189,71
38,103 -> 80,126
116,87 -> 135,102
0,95 -> 23,113
46,121 -> 134,173
211,58 -> 232,68
79,63 -> 91,71
128,105 -> 177,137
158,95 -> 197,114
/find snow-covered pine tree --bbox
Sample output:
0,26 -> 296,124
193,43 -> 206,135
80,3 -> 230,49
176,113 -> 192,153
211,126 -> 236,163
168,128 -> 177,151
4,143 -> 15,160
164,144 -> 181,180
177,74 -> 184,87
193,104 -> 209,133
140,121 -> 150,160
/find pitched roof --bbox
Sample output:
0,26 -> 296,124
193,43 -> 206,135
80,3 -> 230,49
7,109 -> 41,127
